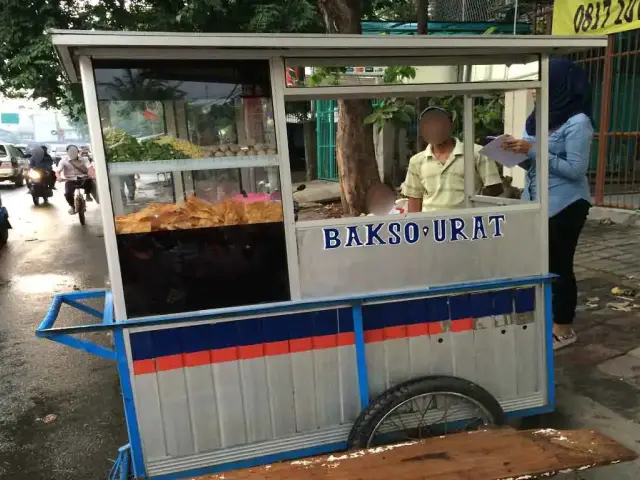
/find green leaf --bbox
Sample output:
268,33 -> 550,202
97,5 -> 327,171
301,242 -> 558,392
403,104 -> 416,116
363,112 -> 380,124
395,110 -> 411,124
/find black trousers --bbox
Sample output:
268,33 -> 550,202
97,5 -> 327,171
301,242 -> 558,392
64,179 -> 93,208
549,199 -> 590,325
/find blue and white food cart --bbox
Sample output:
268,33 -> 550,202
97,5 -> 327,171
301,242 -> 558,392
37,31 -> 609,479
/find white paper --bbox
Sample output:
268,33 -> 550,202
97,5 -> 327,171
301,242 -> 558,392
479,135 -> 528,167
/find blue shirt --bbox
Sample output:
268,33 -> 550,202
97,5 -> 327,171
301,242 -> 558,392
522,113 -> 593,217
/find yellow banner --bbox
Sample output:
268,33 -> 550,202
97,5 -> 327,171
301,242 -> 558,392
553,0 -> 640,35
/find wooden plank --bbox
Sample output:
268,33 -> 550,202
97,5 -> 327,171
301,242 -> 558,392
194,428 -> 637,480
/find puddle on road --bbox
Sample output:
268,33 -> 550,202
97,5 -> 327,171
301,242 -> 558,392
11,273 -> 77,293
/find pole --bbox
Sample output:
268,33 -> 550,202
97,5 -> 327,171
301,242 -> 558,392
463,95 -> 474,208
595,35 -> 614,205
416,0 -> 428,151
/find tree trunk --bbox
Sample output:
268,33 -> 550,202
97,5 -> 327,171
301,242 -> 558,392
417,0 -> 428,34
317,0 -> 380,215
303,119 -> 318,182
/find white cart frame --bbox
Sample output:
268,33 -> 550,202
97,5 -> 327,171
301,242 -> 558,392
39,31 -> 606,480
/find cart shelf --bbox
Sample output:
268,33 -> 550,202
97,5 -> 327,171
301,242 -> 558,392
107,155 -> 279,175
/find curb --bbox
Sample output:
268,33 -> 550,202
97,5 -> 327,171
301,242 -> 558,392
588,206 -> 640,226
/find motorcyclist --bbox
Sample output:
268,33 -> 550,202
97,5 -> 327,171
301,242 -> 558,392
41,146 -> 54,167
55,145 -> 95,215
80,146 -> 92,163
28,146 -> 56,190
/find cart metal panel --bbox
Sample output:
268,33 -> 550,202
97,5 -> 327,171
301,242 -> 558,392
296,209 -> 540,299
116,286 -> 543,476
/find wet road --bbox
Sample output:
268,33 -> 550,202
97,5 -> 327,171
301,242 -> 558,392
0,184 -> 126,479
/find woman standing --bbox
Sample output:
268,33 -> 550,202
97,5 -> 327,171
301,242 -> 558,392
503,58 -> 593,350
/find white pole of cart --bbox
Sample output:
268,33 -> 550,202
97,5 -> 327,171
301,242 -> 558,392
78,56 -> 128,321
269,56 -> 302,300
536,55 -> 550,274
535,54 -> 551,405
463,94 -> 475,207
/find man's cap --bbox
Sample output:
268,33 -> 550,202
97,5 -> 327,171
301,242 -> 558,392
419,106 -> 453,121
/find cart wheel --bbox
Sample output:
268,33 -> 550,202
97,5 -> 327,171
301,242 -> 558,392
347,376 -> 505,449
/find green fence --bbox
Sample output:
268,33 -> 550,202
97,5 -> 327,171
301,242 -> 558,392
316,100 -> 338,181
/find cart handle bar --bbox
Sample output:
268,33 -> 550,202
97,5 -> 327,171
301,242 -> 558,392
36,289 -> 115,361
36,275 -> 557,339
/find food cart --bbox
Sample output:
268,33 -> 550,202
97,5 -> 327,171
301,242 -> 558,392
36,31 -> 619,479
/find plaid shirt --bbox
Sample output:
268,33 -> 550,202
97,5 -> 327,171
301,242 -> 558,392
401,138 -> 502,211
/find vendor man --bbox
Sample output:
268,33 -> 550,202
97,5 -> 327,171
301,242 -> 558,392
402,106 -> 503,212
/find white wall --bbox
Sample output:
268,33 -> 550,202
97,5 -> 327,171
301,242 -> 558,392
470,61 -> 538,82
412,66 -> 458,84
470,62 -> 538,188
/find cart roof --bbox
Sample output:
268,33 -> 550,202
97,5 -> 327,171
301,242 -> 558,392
50,30 -> 607,83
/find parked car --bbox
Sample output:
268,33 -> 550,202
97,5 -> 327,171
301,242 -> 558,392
0,143 -> 28,187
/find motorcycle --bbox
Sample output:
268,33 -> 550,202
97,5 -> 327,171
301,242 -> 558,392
26,168 -> 54,206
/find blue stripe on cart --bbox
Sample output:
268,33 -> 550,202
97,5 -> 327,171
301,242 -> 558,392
129,288 -> 535,375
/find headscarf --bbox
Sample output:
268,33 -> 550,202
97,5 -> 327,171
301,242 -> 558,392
30,146 -> 44,164
525,58 -> 592,136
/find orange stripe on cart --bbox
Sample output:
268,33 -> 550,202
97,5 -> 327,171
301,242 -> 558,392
183,351 -> 211,368
289,338 -> 313,353
407,323 -> 429,338
211,347 -> 238,363
451,318 -> 474,333
364,329 -> 385,344
313,334 -> 338,350
384,326 -> 407,340
428,322 -> 444,335
238,344 -> 264,360
337,332 -> 356,347
264,340 -> 290,356
133,359 -> 156,375
156,354 -> 183,371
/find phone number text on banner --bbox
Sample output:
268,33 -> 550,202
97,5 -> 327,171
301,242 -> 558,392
553,0 -> 640,35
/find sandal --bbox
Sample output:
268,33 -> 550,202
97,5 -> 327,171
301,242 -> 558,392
553,330 -> 577,350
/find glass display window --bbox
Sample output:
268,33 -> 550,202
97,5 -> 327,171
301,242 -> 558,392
94,59 -> 290,318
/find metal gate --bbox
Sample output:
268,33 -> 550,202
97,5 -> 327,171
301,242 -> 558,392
574,31 -> 640,209
314,99 -> 400,183
315,100 -> 338,181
